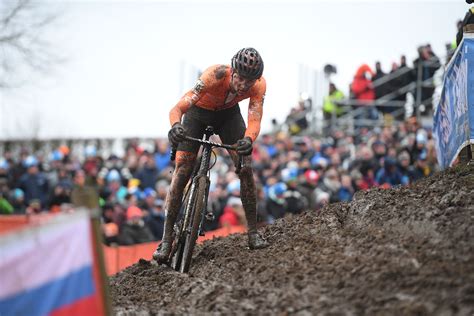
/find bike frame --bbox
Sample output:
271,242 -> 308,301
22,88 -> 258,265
169,126 -> 241,272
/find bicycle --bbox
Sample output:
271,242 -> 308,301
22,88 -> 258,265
165,126 -> 243,273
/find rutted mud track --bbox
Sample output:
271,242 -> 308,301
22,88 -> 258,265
111,164 -> 474,315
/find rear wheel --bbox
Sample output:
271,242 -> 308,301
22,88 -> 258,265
179,176 -> 209,273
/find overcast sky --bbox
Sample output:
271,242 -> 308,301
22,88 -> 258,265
0,0 -> 467,139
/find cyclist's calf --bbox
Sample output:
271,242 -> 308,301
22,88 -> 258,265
165,152 -> 196,220
237,164 -> 253,179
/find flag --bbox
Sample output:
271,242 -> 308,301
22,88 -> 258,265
0,210 -> 105,316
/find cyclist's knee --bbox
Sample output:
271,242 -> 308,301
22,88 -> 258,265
175,152 -> 196,173
169,154 -> 194,189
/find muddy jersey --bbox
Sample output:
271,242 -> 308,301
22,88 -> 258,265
169,64 -> 266,142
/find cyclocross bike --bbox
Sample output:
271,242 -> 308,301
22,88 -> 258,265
167,126 -> 243,273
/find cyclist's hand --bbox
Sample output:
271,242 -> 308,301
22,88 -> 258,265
236,137 -> 253,156
168,123 -> 186,145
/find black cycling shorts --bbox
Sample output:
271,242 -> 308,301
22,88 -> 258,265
177,104 -> 246,153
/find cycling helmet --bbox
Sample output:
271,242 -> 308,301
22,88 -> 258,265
231,47 -> 264,80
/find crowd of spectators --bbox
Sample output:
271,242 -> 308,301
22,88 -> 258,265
317,21 -> 461,134
285,42 -> 453,141
3,21 -> 463,246
0,116 -> 439,246
351,35 -> 459,121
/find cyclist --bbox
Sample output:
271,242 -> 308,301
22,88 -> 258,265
153,47 -> 269,263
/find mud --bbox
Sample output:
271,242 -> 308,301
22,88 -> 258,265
110,164 -> 474,315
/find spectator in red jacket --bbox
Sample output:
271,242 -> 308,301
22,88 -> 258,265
351,64 -> 378,126
351,64 -> 375,102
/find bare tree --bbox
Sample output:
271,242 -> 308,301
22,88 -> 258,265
0,0 -> 59,88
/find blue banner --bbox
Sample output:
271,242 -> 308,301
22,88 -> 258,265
433,35 -> 474,169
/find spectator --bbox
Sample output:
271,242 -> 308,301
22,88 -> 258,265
266,182 -> 287,221
0,159 -> 11,198
394,55 -> 415,103
397,150 -> 412,183
413,45 -> 441,115
0,191 -> 14,214
144,198 -> 166,241
351,64 -> 378,126
102,203 -> 119,245
48,183 -> 72,213
83,145 -> 100,183
18,156 -> 49,210
315,168 -> 341,204
154,140 -> 171,173
351,64 -> 375,102
102,169 -> 128,204
281,167 -> 308,215
118,205 -> 154,245
297,169 -> 319,211
375,157 -> 409,188
372,61 -> 387,99
135,152 -> 159,190
285,99 -> 309,135
323,83 -> 345,135
357,161 -> 378,191
219,196 -> 247,228
409,151 -> 433,183
71,169 -> 99,210
139,188 -> 164,239
338,174 -> 354,202
10,189 -> 26,214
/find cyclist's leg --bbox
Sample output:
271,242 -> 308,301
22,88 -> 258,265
154,108 -> 205,262
217,106 -> 268,249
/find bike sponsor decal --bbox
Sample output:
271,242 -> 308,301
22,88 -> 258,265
192,79 -> 205,94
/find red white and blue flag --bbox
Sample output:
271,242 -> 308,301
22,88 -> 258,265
0,211 -> 106,316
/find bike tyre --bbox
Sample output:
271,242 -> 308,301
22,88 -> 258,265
170,183 -> 193,271
179,176 -> 208,273
170,224 -> 184,271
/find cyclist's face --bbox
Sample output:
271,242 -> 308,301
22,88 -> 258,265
230,72 -> 256,95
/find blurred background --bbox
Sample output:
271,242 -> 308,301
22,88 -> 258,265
0,0 -> 468,245
0,0 -> 465,140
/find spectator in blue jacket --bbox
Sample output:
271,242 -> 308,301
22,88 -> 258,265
375,157 -> 409,188
18,156 -> 49,210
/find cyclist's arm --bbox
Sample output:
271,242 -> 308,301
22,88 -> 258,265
169,80 -> 205,126
244,78 -> 266,142
169,65 -> 224,126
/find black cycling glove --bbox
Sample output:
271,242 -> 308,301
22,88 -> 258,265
168,123 -> 186,146
236,137 -> 253,156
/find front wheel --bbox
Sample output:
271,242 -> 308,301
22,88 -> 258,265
179,175 -> 209,273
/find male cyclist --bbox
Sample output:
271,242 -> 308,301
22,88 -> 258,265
153,47 -> 269,263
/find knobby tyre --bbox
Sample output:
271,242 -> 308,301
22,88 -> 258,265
180,175 -> 209,273
170,180 -> 193,271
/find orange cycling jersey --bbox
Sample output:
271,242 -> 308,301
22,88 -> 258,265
169,64 -> 266,142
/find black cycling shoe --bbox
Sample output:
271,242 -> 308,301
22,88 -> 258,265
248,232 -> 269,250
152,241 -> 172,263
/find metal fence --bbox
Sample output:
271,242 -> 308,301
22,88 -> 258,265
318,58 -> 443,136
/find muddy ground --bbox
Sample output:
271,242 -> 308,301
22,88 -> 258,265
110,163 -> 474,315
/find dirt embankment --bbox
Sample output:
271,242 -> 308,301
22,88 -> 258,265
111,164 -> 474,315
